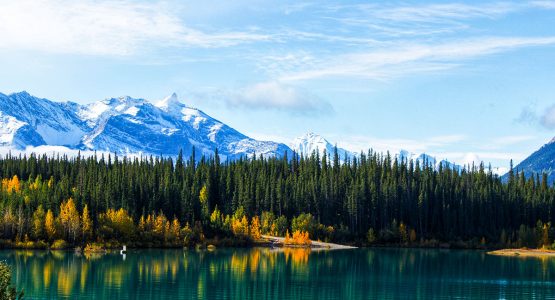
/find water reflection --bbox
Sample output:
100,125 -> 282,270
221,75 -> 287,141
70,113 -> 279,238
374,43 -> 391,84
1,248 -> 555,299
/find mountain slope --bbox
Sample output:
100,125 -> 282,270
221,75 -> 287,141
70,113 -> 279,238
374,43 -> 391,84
0,91 -> 88,146
0,91 -> 291,160
508,138 -> 555,182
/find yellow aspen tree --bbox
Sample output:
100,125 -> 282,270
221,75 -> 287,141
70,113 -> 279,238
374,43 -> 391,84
32,205 -> 46,240
82,204 -> 92,241
250,216 -> 261,240
154,213 -> 167,239
59,198 -> 80,243
199,185 -> 209,220
170,218 -> 181,243
284,230 -> 291,244
45,209 -> 56,241
2,175 -> 21,194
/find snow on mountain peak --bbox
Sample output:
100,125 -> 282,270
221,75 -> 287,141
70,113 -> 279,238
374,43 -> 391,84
156,93 -> 182,111
291,132 -> 356,162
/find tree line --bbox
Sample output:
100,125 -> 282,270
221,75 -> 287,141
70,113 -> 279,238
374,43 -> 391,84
0,148 -> 553,248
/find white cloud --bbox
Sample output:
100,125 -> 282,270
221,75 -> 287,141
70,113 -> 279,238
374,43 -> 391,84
540,104 -> 555,129
362,3 -> 518,23
277,37 -> 555,82
0,0 -> 271,55
226,81 -> 333,115
531,1 -> 555,9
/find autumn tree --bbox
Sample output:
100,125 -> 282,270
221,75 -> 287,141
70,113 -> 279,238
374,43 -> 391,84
82,204 -> 93,242
59,198 -> 81,243
32,205 -> 46,240
45,209 -> 56,242
98,208 -> 135,242
232,216 -> 249,237
1,175 -> 20,194
250,216 -> 261,240
199,185 -> 209,221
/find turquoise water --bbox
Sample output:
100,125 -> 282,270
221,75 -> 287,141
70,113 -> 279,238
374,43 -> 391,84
1,248 -> 555,299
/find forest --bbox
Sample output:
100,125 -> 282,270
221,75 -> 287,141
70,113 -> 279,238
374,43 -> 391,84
0,147 -> 554,249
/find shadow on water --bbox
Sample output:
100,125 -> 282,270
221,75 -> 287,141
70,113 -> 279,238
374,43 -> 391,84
1,248 -> 555,299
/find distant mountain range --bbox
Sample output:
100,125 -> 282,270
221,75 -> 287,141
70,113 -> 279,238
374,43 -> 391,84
0,91 -> 290,160
0,91 -> 464,171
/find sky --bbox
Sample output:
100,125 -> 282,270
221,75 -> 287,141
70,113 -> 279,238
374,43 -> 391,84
1,0 -> 555,173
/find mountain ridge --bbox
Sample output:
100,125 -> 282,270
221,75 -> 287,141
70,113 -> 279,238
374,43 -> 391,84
0,91 -> 291,160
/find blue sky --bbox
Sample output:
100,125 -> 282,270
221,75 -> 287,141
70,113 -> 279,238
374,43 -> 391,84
1,0 -> 555,172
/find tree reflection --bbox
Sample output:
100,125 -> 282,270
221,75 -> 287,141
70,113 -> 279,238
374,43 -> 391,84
1,248 -> 555,299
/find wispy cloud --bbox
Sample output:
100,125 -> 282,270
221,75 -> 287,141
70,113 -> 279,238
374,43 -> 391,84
276,37 -> 555,82
226,81 -> 333,115
0,0 -> 272,55
355,2 -> 518,23
321,2 -> 522,38
531,1 -> 555,9
516,103 -> 555,130
540,104 -> 555,129
515,104 -> 539,125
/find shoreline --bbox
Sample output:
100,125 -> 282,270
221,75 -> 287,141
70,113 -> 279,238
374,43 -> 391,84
487,248 -> 555,257
260,235 -> 357,250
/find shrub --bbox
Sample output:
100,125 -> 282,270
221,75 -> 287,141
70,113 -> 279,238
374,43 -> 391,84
284,230 -> 311,246
291,214 -> 317,236
50,239 -> 68,250
84,243 -> 106,253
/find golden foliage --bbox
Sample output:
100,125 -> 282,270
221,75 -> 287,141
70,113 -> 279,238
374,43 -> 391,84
284,230 -> 311,246
98,208 -> 135,241
250,216 -> 261,240
32,205 -> 46,240
45,209 -> 56,241
210,206 -> 223,230
82,204 -> 93,240
199,185 -> 209,219
59,198 -> 81,242
232,216 -> 249,237
1,175 -> 21,194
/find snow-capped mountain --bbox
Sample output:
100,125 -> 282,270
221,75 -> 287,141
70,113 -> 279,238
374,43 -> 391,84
290,132 -> 356,161
289,132 -> 461,170
398,150 -> 461,171
506,137 -> 555,182
0,91 -> 291,160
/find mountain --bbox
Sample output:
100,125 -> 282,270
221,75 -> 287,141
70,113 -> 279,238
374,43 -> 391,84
0,91 -> 291,160
507,137 -> 555,182
290,132 -> 356,161
398,150 -> 461,171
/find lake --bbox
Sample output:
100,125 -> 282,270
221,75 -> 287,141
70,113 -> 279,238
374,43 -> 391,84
1,247 -> 555,299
